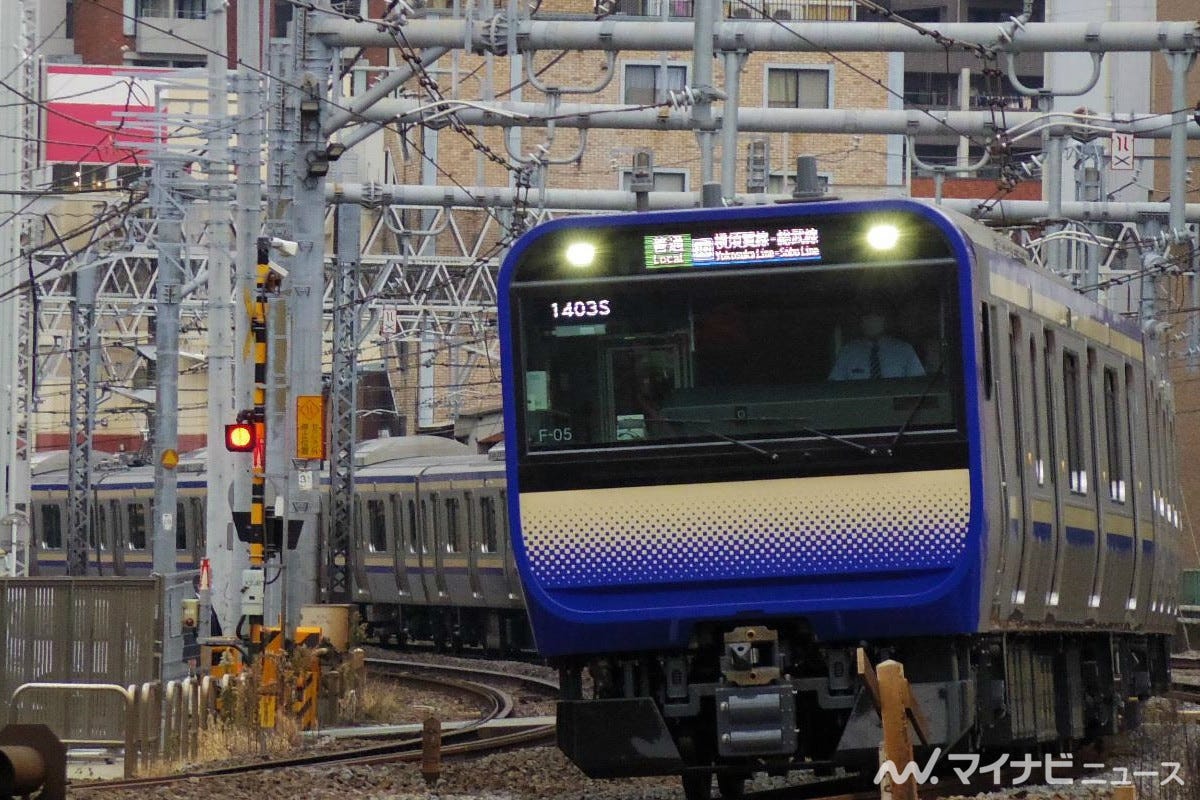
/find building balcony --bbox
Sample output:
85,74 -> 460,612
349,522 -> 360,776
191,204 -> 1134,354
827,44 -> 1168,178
134,0 -> 208,58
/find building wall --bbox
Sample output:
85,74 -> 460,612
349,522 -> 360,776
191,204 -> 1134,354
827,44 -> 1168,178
1155,0 -> 1200,569
70,0 -> 132,65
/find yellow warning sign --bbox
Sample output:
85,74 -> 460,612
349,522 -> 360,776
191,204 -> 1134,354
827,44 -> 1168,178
161,448 -> 179,469
296,395 -> 326,460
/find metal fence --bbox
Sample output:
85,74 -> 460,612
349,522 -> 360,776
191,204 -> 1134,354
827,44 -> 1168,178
1,577 -> 160,742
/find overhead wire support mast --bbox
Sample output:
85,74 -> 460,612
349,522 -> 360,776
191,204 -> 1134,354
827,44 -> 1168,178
151,153 -> 189,682
277,2 -> 334,627
328,201 -> 360,605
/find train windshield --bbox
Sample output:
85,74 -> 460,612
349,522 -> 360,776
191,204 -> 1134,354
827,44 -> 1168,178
511,211 -> 965,458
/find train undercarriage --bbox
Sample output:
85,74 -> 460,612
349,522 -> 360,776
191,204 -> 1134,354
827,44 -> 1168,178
554,623 -> 1172,800
362,603 -> 534,655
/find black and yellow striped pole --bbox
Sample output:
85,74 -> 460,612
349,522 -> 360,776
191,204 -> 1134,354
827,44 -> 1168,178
249,237 -> 270,572
227,238 -> 275,652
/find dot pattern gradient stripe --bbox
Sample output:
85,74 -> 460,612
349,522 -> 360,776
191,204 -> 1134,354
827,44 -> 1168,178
519,469 -> 970,589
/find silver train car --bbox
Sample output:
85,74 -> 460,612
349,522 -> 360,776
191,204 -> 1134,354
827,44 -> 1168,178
28,436 -> 530,652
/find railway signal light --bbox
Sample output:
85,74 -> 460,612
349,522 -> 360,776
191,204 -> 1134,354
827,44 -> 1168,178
224,422 -> 257,452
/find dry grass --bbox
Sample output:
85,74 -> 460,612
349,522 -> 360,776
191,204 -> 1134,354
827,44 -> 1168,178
139,656 -> 312,775
138,646 -> 452,775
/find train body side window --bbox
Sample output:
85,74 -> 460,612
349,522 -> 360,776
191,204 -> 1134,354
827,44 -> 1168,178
176,502 -> 188,550
1029,335 -> 1045,485
406,499 -> 420,554
980,303 -> 994,400
1103,367 -> 1125,503
1063,350 -> 1087,494
1152,397 -> 1164,519
421,499 -> 432,554
191,498 -> 206,550
40,505 -> 63,549
445,496 -> 460,553
1041,332 -> 1057,487
1008,315 -> 1024,470
128,503 -> 148,550
480,496 -> 498,553
367,498 -> 388,553
94,504 -> 106,550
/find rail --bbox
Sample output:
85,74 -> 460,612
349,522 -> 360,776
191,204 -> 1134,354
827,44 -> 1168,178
70,659 -> 558,792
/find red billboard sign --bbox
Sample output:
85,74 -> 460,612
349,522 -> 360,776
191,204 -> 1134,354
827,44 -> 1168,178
45,65 -> 166,164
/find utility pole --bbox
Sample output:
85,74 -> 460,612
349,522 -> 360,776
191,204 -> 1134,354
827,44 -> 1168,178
1165,52 -> 1198,367
278,4 -> 334,625
206,0 -> 243,635
152,153 -> 187,682
0,0 -> 24,573
691,0 -> 718,190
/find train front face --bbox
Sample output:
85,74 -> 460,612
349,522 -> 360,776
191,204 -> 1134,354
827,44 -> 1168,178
499,201 -> 980,767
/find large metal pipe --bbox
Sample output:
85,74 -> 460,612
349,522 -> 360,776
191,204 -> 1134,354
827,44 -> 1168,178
0,745 -> 45,796
328,182 -> 1200,222
0,724 -> 65,800
359,101 -> 1198,140
310,18 -> 1200,54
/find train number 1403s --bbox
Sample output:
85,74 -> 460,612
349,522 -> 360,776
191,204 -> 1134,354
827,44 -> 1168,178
550,299 -> 611,318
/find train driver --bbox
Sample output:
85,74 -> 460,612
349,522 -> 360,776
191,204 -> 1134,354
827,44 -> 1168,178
828,305 -> 925,381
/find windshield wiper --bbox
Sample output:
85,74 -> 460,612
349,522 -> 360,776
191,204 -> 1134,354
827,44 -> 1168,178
655,417 -> 779,462
716,416 -> 891,457
888,368 -> 946,452
796,424 -> 891,456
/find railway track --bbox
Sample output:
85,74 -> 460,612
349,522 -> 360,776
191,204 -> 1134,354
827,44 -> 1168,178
69,658 -> 558,793
1169,653 -> 1200,702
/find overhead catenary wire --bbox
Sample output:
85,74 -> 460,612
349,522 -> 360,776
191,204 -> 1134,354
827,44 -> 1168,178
8,1 -> 1200,411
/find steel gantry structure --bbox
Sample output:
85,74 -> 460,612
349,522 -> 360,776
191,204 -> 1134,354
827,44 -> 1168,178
5,0 -> 1200,627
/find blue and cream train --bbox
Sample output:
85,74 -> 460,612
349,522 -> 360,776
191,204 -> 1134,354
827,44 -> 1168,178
28,436 -> 530,651
498,199 -> 1181,798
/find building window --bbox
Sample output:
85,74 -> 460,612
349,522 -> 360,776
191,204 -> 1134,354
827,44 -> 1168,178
136,0 -> 170,16
967,4 -> 1024,22
136,0 -> 205,18
620,169 -> 687,192
766,66 -> 831,109
176,0 -> 205,17
623,63 -> 687,105
609,0 -> 695,16
51,163 -> 108,191
116,165 -> 149,189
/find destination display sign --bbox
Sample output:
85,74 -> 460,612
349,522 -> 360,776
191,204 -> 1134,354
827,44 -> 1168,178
644,226 -> 822,269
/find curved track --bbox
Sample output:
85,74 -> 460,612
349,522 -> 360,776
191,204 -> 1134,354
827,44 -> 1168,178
69,658 -> 558,792
1169,653 -> 1200,702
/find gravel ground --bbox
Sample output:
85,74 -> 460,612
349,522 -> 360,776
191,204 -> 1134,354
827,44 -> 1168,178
71,741 -> 1183,800
65,651 -> 1200,800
